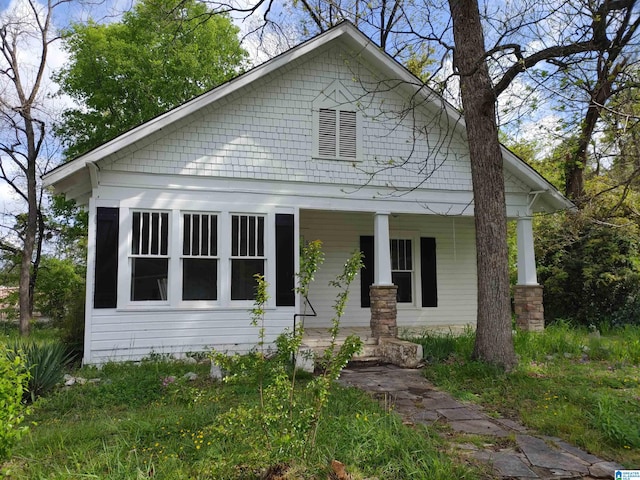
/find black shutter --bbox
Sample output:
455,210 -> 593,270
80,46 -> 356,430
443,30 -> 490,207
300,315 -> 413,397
360,235 -> 374,307
275,214 -> 295,306
94,207 -> 119,308
420,237 -> 438,307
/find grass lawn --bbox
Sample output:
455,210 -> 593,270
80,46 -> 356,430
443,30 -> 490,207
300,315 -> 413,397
410,323 -> 640,468
1,322 -> 477,480
3,321 -> 639,477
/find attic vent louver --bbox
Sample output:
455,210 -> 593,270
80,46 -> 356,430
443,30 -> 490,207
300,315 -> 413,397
318,108 -> 357,159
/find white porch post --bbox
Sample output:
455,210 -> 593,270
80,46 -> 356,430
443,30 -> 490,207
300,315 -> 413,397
374,212 -> 393,285
370,212 -> 397,338
516,217 -> 538,285
514,216 -> 544,331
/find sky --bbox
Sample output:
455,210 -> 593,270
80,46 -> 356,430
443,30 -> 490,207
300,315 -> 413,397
0,0 -> 569,217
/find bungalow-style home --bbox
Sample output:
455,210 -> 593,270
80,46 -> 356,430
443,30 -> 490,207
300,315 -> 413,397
44,22 -> 572,365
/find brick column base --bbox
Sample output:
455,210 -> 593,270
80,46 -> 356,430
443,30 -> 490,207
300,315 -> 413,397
514,285 -> 544,331
370,285 -> 398,338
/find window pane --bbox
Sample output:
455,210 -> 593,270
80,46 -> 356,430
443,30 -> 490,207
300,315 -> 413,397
231,259 -> 264,300
248,215 -> 256,256
210,216 -> 217,256
191,214 -> 200,256
240,216 -> 248,256
132,212 -> 141,254
201,215 -> 209,256
160,213 -> 168,255
183,258 -> 217,300
257,217 -> 264,256
391,239 -> 399,270
141,212 -> 150,254
232,215 -> 239,256
131,258 -> 168,301
183,214 -> 191,255
392,271 -> 412,303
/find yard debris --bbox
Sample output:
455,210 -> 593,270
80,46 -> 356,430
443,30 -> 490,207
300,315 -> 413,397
183,372 -> 198,381
63,374 -> 93,386
329,460 -> 350,480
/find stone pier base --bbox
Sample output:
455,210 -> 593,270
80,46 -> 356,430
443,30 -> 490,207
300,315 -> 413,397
514,284 -> 544,331
370,285 -> 398,338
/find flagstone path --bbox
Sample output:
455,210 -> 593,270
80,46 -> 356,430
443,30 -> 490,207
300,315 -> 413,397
338,364 -> 624,479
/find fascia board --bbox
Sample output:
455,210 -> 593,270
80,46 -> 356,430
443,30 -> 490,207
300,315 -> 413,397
501,146 -> 575,212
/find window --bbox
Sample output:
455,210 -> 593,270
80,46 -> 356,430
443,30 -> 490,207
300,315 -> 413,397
231,214 -> 265,300
318,108 -> 357,159
360,235 -> 437,308
131,211 -> 169,301
391,239 -> 413,303
182,213 -> 218,301
314,81 -> 361,161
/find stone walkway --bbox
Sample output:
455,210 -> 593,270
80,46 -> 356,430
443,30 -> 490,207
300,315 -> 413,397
337,364 -> 624,479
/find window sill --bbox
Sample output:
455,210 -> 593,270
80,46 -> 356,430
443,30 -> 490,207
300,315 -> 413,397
312,155 -> 362,163
112,303 -> 280,313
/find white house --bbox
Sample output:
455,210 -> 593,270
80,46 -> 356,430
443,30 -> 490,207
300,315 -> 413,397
43,22 -> 572,365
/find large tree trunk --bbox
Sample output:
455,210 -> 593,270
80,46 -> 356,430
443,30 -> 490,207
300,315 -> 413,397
19,111 -> 39,337
449,0 -> 516,369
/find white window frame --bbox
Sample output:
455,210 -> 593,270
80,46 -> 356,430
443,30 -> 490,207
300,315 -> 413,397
390,236 -> 416,306
129,209 -> 170,303
181,212 -> 219,304
229,213 -> 267,302
312,80 -> 362,162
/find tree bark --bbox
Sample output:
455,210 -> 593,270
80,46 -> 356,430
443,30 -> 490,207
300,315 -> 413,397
19,106 -> 39,336
448,0 -> 516,369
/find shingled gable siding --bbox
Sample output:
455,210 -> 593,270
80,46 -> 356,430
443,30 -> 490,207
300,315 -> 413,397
100,45 -> 476,194
300,210 -> 477,330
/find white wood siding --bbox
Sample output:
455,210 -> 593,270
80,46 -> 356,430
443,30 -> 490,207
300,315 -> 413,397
300,210 -> 477,330
87,309 -> 294,364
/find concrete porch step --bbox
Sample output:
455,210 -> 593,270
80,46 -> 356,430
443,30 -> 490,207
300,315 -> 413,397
297,336 -> 423,372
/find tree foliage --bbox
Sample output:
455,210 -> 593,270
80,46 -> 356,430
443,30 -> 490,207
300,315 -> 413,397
34,256 -> 84,324
55,0 -> 247,159
537,212 -> 640,327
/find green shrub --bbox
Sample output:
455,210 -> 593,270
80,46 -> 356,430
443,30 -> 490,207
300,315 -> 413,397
34,256 -> 85,326
0,345 -> 30,461
60,289 -> 85,359
7,341 -> 74,402
536,213 -> 640,327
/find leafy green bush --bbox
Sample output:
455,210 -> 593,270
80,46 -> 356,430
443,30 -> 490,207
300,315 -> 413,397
7,341 -> 74,402
34,256 -> 85,326
536,213 -> 640,327
0,345 -> 30,461
60,289 -> 85,359
211,245 -> 364,465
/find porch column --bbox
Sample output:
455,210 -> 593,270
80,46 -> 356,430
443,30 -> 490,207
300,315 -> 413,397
514,217 -> 544,331
370,212 -> 397,338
